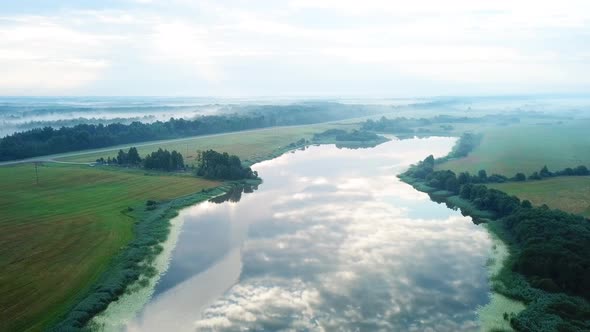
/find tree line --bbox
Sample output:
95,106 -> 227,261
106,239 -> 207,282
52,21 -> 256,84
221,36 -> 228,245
361,114 -> 520,134
96,147 -> 184,172
403,155 -> 590,330
525,164 -> 589,180
439,164 -> 590,186
0,103 -> 381,161
440,132 -> 483,159
312,129 -> 385,142
143,149 -> 185,171
97,147 -> 259,181
0,116 -> 266,161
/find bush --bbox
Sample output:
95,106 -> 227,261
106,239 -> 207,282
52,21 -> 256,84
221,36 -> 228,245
513,173 -> 526,181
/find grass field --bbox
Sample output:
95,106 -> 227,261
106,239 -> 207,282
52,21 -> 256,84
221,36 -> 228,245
0,163 -> 218,331
489,176 -> 590,218
59,122 -> 358,165
437,120 -> 590,176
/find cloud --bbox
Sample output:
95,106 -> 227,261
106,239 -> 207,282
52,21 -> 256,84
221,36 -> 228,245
0,16 -> 115,93
149,22 -> 224,81
1,0 -> 588,95
172,139 -> 494,331
121,138 -> 499,331
194,279 -> 321,331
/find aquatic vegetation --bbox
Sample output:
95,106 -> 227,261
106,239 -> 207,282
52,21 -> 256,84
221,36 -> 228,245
478,232 -> 525,332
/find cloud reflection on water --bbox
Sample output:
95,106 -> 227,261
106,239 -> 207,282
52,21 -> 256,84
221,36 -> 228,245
132,137 -> 493,332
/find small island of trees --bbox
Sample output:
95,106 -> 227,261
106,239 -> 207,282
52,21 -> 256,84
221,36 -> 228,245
97,147 -> 185,171
97,147 -> 257,181
312,129 -> 385,143
195,149 -> 258,180
143,149 -> 185,171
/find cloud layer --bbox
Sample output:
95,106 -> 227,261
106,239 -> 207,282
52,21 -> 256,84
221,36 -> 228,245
1,0 -> 589,95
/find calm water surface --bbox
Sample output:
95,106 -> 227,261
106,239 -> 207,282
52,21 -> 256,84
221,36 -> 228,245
127,137 -> 493,331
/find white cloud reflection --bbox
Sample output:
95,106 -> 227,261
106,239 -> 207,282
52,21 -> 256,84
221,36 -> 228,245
185,138 -> 492,331
122,138 -> 492,331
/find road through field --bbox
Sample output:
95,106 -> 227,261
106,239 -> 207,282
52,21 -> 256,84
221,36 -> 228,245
0,120 -> 362,167
0,127 -> 289,166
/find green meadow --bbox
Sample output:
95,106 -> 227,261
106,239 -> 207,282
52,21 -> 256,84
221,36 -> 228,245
438,120 -> 590,176
0,163 -> 218,331
489,176 -> 590,217
436,120 -> 590,218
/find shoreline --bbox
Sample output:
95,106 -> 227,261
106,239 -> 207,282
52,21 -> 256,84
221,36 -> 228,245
399,175 -> 527,331
52,180 -> 260,331
53,140 -> 304,330
398,158 -> 530,332
69,138 -> 389,330
477,226 -> 525,332
54,136 -> 462,330
88,210 -> 187,331
398,141 -> 590,331
87,185 -> 241,331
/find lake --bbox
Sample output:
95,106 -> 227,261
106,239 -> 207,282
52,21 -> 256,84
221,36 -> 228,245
123,137 -> 494,331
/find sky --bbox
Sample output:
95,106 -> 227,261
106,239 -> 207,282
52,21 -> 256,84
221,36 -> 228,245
0,0 -> 589,97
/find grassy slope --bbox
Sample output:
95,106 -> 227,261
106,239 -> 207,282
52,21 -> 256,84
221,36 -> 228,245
438,120 -> 590,176
59,122 -> 358,165
489,176 -> 590,217
0,163 -> 218,331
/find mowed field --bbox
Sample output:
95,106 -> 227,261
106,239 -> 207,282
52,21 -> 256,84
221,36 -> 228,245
438,120 -> 590,176
489,176 -> 590,218
0,163 -> 218,331
59,122 -> 358,165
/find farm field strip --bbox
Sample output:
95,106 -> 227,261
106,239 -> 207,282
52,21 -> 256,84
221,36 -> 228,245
0,163 -> 219,331
489,176 -> 590,217
438,121 -> 590,176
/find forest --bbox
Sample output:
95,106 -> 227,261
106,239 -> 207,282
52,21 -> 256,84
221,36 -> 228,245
0,102 -> 381,161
